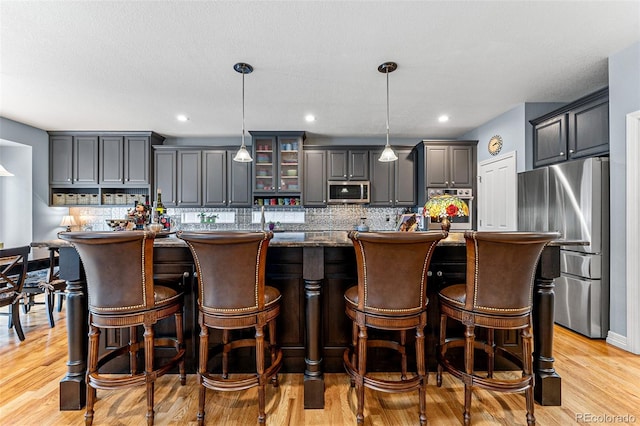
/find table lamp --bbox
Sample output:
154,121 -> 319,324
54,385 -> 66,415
60,215 -> 77,232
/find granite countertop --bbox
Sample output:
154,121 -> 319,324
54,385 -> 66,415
31,231 -> 582,249
31,230 -> 467,249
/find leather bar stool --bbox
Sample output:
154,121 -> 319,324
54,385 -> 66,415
177,231 -> 282,425
344,230 -> 446,425
59,231 -> 186,425
436,231 -> 559,426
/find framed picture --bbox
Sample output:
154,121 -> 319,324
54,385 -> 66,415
397,213 -> 422,232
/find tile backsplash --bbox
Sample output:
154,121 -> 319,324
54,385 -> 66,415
69,205 -> 418,232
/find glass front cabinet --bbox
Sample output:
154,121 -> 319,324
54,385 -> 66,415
251,131 -> 304,206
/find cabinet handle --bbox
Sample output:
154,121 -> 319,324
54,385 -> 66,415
451,181 -> 455,185
344,174 -> 347,178
427,271 -> 433,277
569,149 -> 574,154
560,152 -> 564,156
323,200 -> 326,203
436,271 -> 443,277
445,181 -> 449,186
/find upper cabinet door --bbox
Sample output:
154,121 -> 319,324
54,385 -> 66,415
124,136 -> 150,185
227,150 -> 252,207
348,150 -> 369,180
568,97 -> 609,159
177,150 -> 202,206
369,150 -> 393,206
254,136 -> 277,193
394,148 -> 416,206
425,145 -> 449,187
303,150 -> 327,206
328,150 -> 348,180
449,146 -> 474,187
534,115 -> 568,168
73,136 -> 99,184
203,150 -> 227,207
154,150 -> 177,206
50,135 -> 74,184
99,136 -> 124,184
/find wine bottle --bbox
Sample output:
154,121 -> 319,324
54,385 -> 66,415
156,189 -> 166,216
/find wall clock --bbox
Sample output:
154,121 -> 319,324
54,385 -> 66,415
488,135 -> 503,156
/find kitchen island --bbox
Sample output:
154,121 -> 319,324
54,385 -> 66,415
32,231 -> 562,410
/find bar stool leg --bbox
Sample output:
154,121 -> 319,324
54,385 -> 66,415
269,319 -> 279,387
255,324 -> 266,424
129,326 -> 138,374
222,329 -> 230,379
85,323 -> 99,425
522,323 -> 536,425
143,324 -> 154,425
436,313 -> 447,387
356,324 -> 368,424
415,326 -> 427,425
175,311 -> 186,384
197,322 -> 209,425
400,330 -> 407,380
350,321 -> 357,387
463,324 -> 475,426
487,328 -> 495,378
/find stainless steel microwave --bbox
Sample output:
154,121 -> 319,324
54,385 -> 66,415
327,181 -> 370,204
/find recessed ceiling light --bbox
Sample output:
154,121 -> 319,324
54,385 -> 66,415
438,115 -> 449,123
305,114 -> 316,122
176,114 -> 189,122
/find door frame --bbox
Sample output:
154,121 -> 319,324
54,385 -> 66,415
625,110 -> 640,354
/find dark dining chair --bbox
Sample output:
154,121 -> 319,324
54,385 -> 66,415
0,245 -> 31,341
436,231 -> 559,426
343,230 -> 446,425
177,230 -> 281,425
58,231 -> 186,425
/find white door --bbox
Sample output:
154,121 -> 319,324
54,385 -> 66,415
478,152 -> 517,231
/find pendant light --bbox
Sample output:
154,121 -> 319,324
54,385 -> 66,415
233,62 -> 254,162
378,61 -> 398,162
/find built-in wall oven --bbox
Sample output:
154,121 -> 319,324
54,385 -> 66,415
425,188 -> 474,230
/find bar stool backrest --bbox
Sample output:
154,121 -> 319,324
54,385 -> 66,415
58,232 -> 155,314
348,231 -> 446,315
0,245 -> 30,300
464,231 -> 560,315
178,231 -> 273,314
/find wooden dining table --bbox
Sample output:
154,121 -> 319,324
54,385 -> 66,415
32,231 -> 567,411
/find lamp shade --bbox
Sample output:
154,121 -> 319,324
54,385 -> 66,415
60,215 -> 77,231
423,195 -> 469,219
0,164 -> 14,176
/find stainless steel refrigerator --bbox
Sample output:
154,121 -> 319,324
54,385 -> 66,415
518,157 -> 609,338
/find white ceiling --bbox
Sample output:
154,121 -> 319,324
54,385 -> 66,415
1,1 -> 639,141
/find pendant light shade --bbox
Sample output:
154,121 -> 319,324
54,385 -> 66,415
378,61 -> 398,162
0,164 -> 14,176
233,62 -> 254,163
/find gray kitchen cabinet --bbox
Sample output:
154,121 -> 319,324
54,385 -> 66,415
303,150 -> 327,206
226,149 -> 252,207
154,149 -> 177,207
203,150 -> 227,207
50,135 -> 74,185
251,131 -> 305,206
99,135 -> 151,185
425,143 -> 475,188
50,134 -> 98,185
328,149 -> 368,181
368,148 -> 415,207
49,131 -> 162,206
177,150 -> 202,207
153,147 -> 251,208
532,88 -> 609,168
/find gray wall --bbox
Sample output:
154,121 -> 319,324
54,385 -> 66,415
0,117 -> 64,258
608,40 -> 640,337
461,103 -> 563,172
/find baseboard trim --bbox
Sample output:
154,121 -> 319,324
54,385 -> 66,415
606,331 -> 628,351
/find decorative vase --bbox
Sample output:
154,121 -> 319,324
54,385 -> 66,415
440,216 -> 451,233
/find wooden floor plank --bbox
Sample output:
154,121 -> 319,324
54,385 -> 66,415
1,298 -> 639,425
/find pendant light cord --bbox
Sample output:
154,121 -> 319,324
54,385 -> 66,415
241,69 -> 246,148
386,69 -> 390,147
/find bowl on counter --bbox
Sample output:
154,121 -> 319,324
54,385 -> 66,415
105,218 -> 134,231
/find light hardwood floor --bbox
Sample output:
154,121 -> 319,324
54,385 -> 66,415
1,298 -> 639,425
